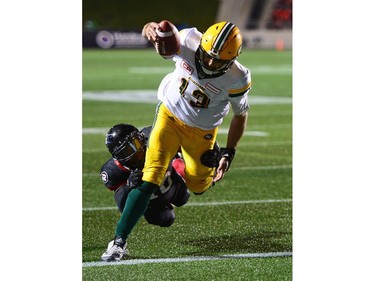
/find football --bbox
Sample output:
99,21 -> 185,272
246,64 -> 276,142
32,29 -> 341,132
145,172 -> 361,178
155,20 -> 180,58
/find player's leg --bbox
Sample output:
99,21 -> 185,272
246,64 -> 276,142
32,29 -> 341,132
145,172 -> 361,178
169,163 -> 190,206
101,181 -> 158,261
180,126 -> 218,194
144,204 -> 175,227
142,103 -> 181,185
113,103 -> 181,244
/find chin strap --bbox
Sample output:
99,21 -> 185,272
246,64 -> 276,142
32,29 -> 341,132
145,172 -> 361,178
195,49 -> 227,79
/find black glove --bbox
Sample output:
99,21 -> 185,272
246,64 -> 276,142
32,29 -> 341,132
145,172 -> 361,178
128,169 -> 144,189
220,148 -> 236,171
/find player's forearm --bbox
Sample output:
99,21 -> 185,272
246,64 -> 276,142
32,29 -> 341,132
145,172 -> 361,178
226,112 -> 248,149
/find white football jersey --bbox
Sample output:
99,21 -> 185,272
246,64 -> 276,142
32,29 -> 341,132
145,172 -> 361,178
157,27 -> 252,130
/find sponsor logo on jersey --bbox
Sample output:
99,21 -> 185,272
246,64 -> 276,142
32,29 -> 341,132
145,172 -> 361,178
205,83 -> 221,95
181,60 -> 193,75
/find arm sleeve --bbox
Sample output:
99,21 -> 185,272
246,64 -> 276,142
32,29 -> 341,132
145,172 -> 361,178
229,69 -> 252,115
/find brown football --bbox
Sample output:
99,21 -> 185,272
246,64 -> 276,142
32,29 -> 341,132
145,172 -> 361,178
155,20 -> 180,58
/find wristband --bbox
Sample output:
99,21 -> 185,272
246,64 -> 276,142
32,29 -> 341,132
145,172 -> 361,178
220,148 -> 236,171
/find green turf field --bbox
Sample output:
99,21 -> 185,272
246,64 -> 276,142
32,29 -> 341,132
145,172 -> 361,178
82,48 -> 292,280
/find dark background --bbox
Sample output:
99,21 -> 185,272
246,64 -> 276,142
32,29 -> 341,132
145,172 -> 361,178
83,0 -> 220,32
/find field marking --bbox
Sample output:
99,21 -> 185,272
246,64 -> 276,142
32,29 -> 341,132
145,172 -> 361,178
250,65 -> 292,75
81,141 -> 291,154
128,66 -> 174,74
83,127 -> 269,137
82,164 -> 292,177
82,142 -> 291,153
236,164 -> 292,170
83,198 -> 292,212
82,90 -> 292,105
82,251 -> 292,267
127,65 -> 291,75
183,198 -> 292,206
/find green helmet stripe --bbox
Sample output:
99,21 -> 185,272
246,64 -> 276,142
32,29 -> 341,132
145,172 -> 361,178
213,22 -> 235,52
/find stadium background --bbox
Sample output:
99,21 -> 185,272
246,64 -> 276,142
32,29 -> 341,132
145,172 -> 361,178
82,1 -> 293,280
82,0 -> 292,50
3,1 -> 375,280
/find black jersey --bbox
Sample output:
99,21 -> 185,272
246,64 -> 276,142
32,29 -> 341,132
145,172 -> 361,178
99,126 -> 190,227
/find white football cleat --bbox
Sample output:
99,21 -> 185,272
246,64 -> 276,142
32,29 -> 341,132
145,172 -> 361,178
101,236 -> 128,262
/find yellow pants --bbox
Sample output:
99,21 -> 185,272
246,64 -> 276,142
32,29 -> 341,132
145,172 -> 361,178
143,103 -> 217,194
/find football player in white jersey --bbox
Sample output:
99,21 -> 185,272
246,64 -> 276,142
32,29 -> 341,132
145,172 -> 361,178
101,21 -> 252,261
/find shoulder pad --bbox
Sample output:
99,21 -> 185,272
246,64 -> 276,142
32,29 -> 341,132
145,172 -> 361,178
100,158 -> 130,191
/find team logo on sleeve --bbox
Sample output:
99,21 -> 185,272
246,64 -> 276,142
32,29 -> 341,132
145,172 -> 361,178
100,171 -> 109,183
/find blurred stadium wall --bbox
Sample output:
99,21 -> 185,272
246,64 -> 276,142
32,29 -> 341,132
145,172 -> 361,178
83,0 -> 292,49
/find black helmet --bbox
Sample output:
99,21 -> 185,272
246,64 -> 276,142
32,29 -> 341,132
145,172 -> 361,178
105,123 -> 146,169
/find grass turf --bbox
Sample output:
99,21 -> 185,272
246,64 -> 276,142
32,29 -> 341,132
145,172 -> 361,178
82,48 -> 292,280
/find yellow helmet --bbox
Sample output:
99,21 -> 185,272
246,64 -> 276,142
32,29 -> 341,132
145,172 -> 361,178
197,22 -> 242,77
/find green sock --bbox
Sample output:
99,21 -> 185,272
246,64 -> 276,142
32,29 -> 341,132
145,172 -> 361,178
115,181 -> 159,239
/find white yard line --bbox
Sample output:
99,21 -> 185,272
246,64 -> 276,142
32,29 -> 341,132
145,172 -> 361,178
82,90 -> 292,105
236,164 -> 292,170
82,164 -> 292,177
82,127 -> 269,137
82,251 -> 292,267
127,65 -> 291,75
83,198 -> 292,212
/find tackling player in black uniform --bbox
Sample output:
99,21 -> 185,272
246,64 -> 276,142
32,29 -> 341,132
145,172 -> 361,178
100,123 -> 222,261
100,123 -> 190,229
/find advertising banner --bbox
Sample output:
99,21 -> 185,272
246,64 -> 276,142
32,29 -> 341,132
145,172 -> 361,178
83,30 -> 150,49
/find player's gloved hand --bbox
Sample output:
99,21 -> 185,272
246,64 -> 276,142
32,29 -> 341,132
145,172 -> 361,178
220,148 -> 236,172
213,148 -> 236,183
128,169 -> 144,188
